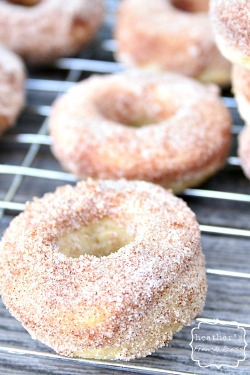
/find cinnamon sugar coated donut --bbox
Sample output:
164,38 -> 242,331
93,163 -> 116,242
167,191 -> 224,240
0,179 -> 207,360
238,126 -> 250,179
0,45 -> 25,136
0,0 -> 104,64
115,0 -> 231,86
210,0 -> 250,69
232,64 -> 250,122
50,71 -> 232,193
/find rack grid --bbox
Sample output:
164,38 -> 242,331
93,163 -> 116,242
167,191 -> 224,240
0,2 -> 250,374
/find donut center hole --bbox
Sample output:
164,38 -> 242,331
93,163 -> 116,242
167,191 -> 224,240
59,218 -> 134,258
96,89 -> 176,127
7,0 -> 40,6
170,0 -> 209,13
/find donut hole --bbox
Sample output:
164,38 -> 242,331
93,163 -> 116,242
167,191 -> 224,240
95,88 -> 176,127
7,0 -> 40,6
170,0 -> 209,13
58,218 -> 134,258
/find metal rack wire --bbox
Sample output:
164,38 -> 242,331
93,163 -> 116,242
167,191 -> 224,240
0,2 -> 250,374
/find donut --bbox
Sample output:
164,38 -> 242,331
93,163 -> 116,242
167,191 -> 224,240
232,64 -> 250,122
0,45 -> 25,136
210,0 -> 250,69
115,0 -> 231,86
0,0 -> 104,64
50,70 -> 232,193
0,179 -> 207,360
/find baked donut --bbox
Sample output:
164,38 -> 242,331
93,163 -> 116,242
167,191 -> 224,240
0,0 -> 104,64
210,0 -> 250,69
50,70 -> 232,193
232,64 -> 250,122
115,0 -> 231,86
0,45 -> 25,136
0,179 -> 207,360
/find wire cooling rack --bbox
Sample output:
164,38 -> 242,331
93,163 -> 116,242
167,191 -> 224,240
0,1 -> 250,374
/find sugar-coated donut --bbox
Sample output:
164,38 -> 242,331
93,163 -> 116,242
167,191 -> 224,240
0,0 -> 104,64
0,45 -> 25,136
50,71 -> 232,193
232,65 -> 250,122
0,179 -> 207,360
115,0 -> 231,86
210,0 -> 250,69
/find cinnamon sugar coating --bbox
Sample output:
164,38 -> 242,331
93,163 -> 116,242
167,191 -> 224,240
0,45 -> 25,136
115,0 -> 231,85
0,0 -> 104,64
210,0 -> 250,68
0,179 -> 207,360
50,70 -> 232,193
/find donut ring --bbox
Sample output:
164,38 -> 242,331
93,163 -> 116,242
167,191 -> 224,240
0,45 -> 25,136
0,179 -> 207,360
115,0 -> 231,86
50,71 -> 232,193
0,0 -> 104,64
210,0 -> 250,69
